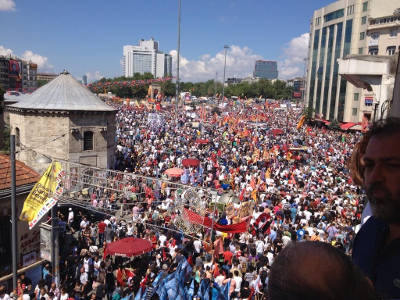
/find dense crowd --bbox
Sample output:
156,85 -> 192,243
1,100 -> 368,300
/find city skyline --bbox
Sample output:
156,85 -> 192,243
0,0 -> 334,82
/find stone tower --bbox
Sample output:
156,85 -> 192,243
6,71 -> 116,172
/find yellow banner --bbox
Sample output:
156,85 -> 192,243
19,162 -> 65,229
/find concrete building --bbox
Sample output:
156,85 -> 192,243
123,38 -> 172,78
306,0 -> 400,123
82,74 -> 88,86
21,62 -> 37,90
0,57 -> 9,90
253,60 -> 278,79
36,73 -> 58,82
6,71 -> 116,173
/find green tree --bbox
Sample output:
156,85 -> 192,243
37,80 -> 48,88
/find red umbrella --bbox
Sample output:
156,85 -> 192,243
271,129 -> 284,135
103,237 -> 152,258
182,158 -> 200,167
195,138 -> 209,144
164,167 -> 184,177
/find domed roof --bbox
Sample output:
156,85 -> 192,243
8,72 -> 115,112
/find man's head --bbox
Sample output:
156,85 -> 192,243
267,241 -> 378,300
350,117 -> 400,224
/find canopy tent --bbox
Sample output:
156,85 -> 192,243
164,167 -> 184,177
340,122 -> 357,130
182,158 -> 200,168
103,237 -> 152,258
271,129 -> 284,135
195,138 -> 209,144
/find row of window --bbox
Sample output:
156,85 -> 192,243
370,16 -> 400,25
316,2 -> 368,26
366,45 -> 398,55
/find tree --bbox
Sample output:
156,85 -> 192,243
303,106 -> 315,121
328,119 -> 341,130
161,81 -> 176,97
37,80 -> 48,88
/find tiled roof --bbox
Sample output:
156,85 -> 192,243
0,154 -> 39,190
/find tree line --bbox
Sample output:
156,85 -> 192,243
90,73 -> 294,100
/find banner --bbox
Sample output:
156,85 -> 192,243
183,208 -> 248,233
20,162 -> 65,230
297,115 -> 306,130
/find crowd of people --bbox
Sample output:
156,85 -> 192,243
3,99 -> 398,299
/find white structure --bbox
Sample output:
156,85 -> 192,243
338,55 -> 396,121
306,0 -> 400,123
123,38 -> 172,78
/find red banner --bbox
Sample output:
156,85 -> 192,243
183,208 -> 248,233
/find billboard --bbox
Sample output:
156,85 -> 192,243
9,59 -> 21,78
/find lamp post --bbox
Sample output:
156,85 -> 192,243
221,45 -> 229,105
175,0 -> 181,119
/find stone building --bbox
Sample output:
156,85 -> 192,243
6,71 -> 116,173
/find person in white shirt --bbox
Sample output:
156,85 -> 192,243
68,208 -> 74,226
0,285 -> 10,300
233,270 -> 243,297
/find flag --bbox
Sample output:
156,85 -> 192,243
19,161 -> 65,229
297,115 -> 306,129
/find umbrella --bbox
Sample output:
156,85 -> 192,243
103,237 -> 152,258
271,129 -> 284,135
164,167 -> 184,177
182,158 -> 200,167
195,138 -> 209,144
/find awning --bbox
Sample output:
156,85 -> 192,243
164,167 -> 184,177
340,122 -> 357,130
103,237 -> 152,258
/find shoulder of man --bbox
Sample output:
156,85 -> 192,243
352,216 -> 388,278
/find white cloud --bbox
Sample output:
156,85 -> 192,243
170,45 -> 263,82
279,33 -> 309,79
0,45 -> 14,56
0,0 -> 15,11
21,50 -> 53,70
85,71 -> 104,83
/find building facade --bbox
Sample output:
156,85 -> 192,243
253,60 -> 278,79
6,72 -> 116,173
36,73 -> 58,82
305,0 -> 400,123
123,38 -> 172,78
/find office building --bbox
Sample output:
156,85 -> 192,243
36,73 -> 58,82
306,0 -> 400,123
82,75 -> 88,85
123,38 -> 172,78
0,57 -> 9,90
21,61 -> 37,90
253,60 -> 278,79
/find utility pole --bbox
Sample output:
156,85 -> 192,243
10,135 -> 17,290
175,0 -> 181,120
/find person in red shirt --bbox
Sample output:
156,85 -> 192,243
223,247 -> 234,266
98,220 -> 106,246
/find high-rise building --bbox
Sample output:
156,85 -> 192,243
82,75 -> 88,85
253,60 -> 278,79
122,38 -> 172,78
306,0 -> 400,122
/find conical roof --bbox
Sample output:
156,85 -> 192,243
9,72 -> 115,112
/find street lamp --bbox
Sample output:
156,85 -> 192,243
221,45 -> 229,105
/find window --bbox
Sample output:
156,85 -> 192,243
15,127 -> 20,146
390,29 -> 397,37
347,5 -> 354,15
352,108 -> 358,116
361,16 -> 367,25
83,131 -> 94,151
358,47 -> 363,54
360,32 -> 365,40
315,17 -> 321,26
354,93 -> 359,101
324,9 -> 344,22
387,46 -> 396,55
362,1 -> 368,12
369,46 -> 379,55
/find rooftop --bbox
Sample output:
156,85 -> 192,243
0,154 -> 39,190
8,72 -> 116,112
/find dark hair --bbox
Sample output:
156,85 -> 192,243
350,117 -> 400,185
267,241 -> 379,300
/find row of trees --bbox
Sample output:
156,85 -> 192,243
90,74 -> 294,100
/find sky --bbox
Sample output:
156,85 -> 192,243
0,0 -> 334,83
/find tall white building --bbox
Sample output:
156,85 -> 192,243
306,0 -> 400,123
123,38 -> 172,78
